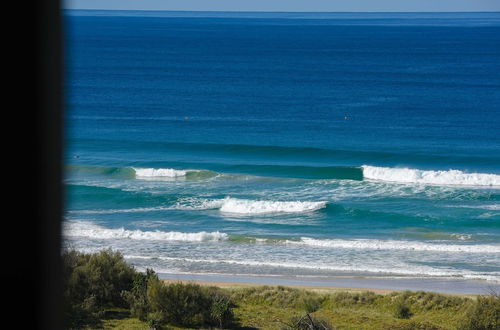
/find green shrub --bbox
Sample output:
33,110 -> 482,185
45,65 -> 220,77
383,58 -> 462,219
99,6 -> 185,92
301,295 -> 323,313
282,314 -> 333,330
121,268 -> 158,321
460,294 -> 500,330
394,300 -> 413,319
211,292 -> 235,329
62,249 -> 137,328
146,281 -> 236,328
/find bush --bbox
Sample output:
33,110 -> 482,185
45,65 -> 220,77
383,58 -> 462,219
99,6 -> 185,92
460,294 -> 500,330
121,268 -> 158,321
211,293 -> 235,329
145,281 -> 236,328
62,249 -> 137,328
301,296 -> 323,313
394,300 -> 413,319
282,314 -> 333,330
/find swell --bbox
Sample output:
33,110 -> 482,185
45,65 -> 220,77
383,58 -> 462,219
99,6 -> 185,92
69,138 -> 498,170
224,164 -> 362,180
66,164 -> 218,180
68,194 -> 328,215
67,163 -> 500,187
66,163 -> 364,180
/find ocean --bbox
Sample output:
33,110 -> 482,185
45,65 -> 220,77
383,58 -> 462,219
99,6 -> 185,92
63,11 -> 500,289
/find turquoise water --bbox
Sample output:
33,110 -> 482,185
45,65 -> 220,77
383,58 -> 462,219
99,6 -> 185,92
64,11 -> 500,283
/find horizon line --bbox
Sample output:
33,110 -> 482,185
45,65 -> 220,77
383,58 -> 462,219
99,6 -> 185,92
64,9 -> 500,13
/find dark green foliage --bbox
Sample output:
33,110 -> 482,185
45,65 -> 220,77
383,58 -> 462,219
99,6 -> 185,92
147,281 -> 208,326
211,292 -> 235,329
146,316 -> 162,330
460,294 -> 500,330
301,295 -> 323,313
282,313 -> 333,330
394,300 -> 413,319
62,249 -> 137,328
145,281 -> 236,328
63,249 -> 237,328
121,268 -> 158,321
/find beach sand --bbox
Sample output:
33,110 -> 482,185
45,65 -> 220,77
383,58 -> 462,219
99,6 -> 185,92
159,273 -> 499,296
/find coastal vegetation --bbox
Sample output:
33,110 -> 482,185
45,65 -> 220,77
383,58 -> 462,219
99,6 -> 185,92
63,250 -> 499,329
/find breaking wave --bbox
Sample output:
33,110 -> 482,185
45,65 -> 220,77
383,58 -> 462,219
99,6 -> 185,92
362,165 -> 500,187
64,221 -> 228,241
218,197 -> 328,214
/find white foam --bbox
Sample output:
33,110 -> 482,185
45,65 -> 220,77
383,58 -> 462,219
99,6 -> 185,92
218,197 -> 327,214
133,167 -> 188,178
122,255 -> 500,281
68,197 -> 327,216
291,237 -> 500,253
68,207 -> 173,215
362,165 -> 500,187
64,221 -> 228,242
171,197 -> 225,210
447,204 -> 500,211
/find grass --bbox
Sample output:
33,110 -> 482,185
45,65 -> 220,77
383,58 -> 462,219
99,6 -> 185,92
97,284 -> 490,329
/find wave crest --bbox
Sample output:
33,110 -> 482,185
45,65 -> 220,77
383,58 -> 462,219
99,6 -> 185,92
64,221 -> 228,241
133,167 -> 188,178
362,165 -> 500,186
170,197 -> 327,215
219,197 -> 327,214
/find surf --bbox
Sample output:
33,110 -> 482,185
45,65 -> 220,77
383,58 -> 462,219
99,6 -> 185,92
362,165 -> 500,187
64,221 -> 229,242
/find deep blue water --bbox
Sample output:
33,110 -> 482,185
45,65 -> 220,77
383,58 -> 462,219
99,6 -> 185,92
63,11 -> 500,283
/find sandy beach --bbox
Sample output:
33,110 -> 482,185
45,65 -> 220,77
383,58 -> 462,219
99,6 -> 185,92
159,273 -> 499,296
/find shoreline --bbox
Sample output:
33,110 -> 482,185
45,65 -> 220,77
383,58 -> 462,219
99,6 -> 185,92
158,272 -> 500,296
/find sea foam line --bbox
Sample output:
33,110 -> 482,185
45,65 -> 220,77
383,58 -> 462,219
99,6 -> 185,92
291,237 -> 500,254
123,255 -> 500,281
67,197 -> 327,215
446,204 -> 500,211
63,221 -> 228,242
63,221 -> 500,254
67,207 -> 174,215
362,165 -> 500,187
